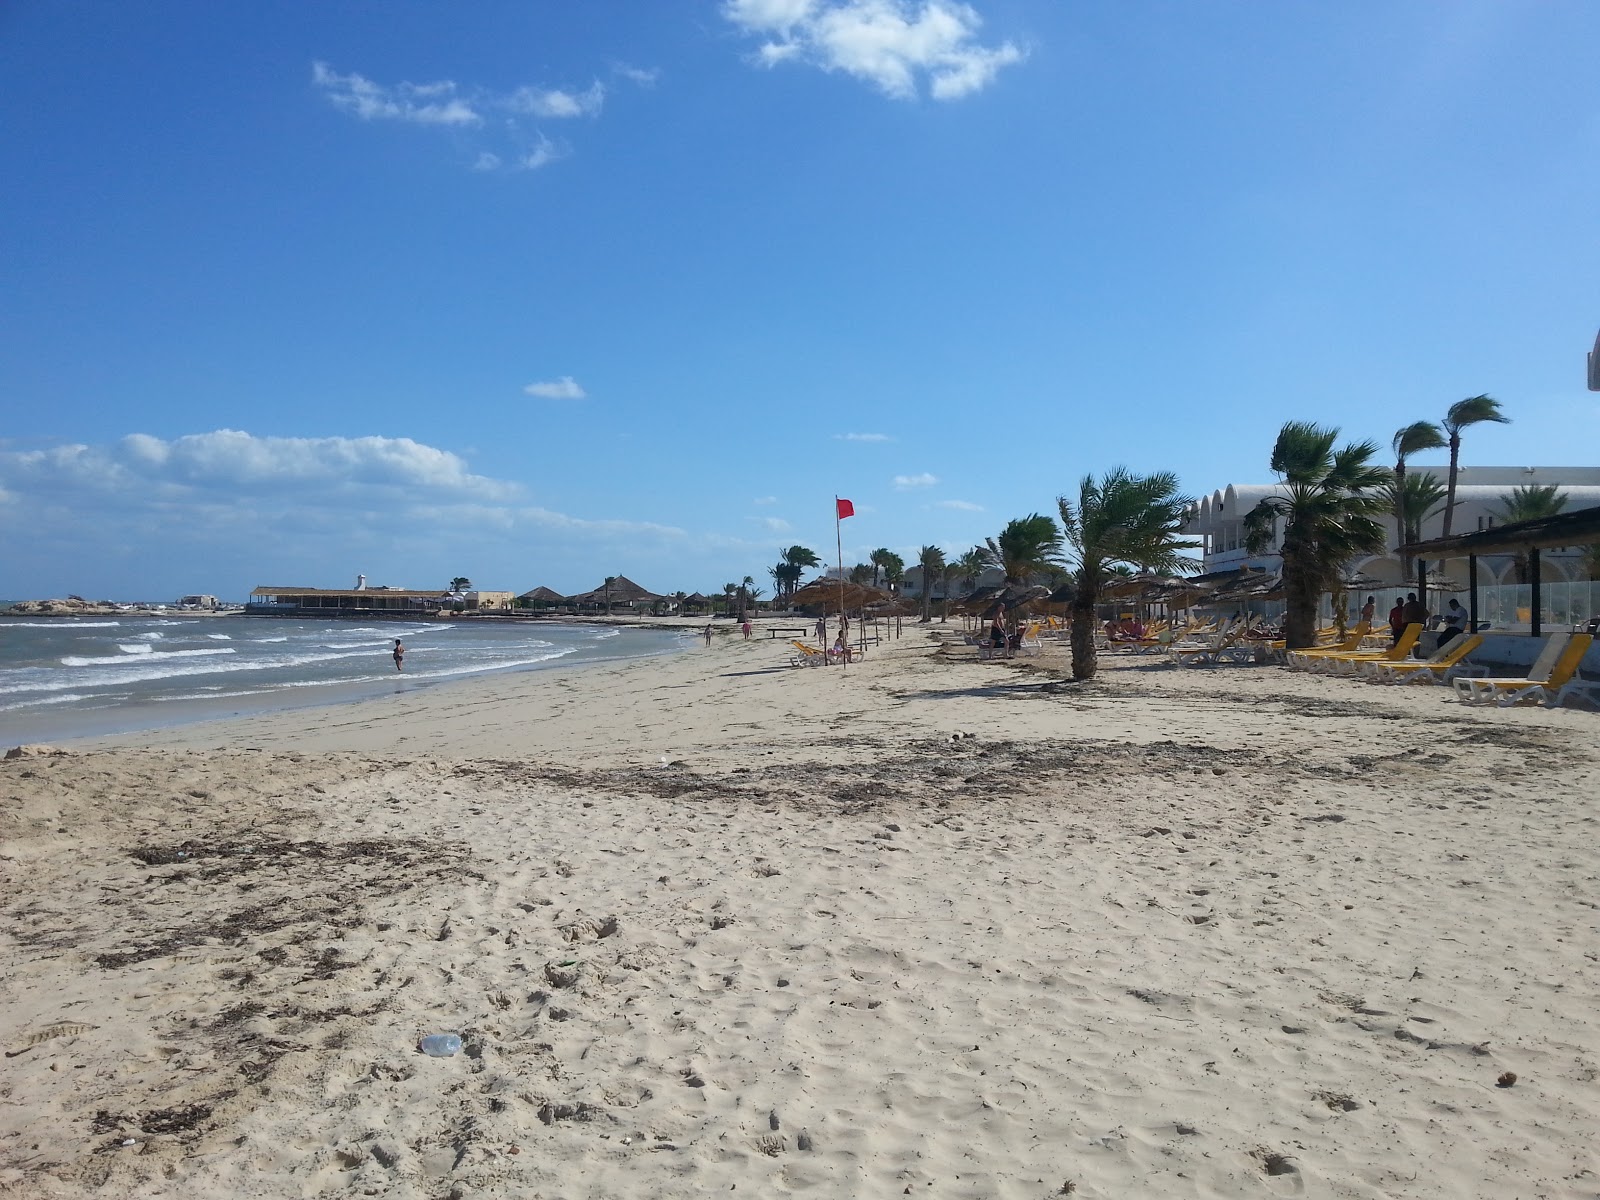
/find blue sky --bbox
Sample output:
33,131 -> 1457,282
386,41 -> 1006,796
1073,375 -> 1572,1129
2,0 -> 1597,601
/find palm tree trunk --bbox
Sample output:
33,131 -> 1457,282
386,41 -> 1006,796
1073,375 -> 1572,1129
1441,435 -> 1461,539
1394,460 -> 1410,573
1282,548 -> 1321,649
1070,600 -> 1098,680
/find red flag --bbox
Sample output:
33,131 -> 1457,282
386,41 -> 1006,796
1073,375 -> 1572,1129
836,498 -> 855,520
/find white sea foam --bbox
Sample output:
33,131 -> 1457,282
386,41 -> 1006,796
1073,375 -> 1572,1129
0,692 -> 91,713
257,637 -> 288,643
115,644 -> 156,655
62,647 -> 236,667
136,631 -> 166,640
2,620 -> 122,628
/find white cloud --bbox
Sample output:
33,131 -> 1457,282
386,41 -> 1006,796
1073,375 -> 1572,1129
834,432 -> 892,442
894,472 -> 939,489
753,516 -> 794,533
723,0 -> 1024,101
314,63 -> 617,170
753,495 -> 779,505
311,62 -> 481,126
519,135 -> 566,171
613,63 -> 660,86
935,498 -> 983,511
504,83 -> 605,118
523,376 -> 587,400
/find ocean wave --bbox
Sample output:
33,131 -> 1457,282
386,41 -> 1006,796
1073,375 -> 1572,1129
136,631 -> 166,640
2,620 -> 122,628
257,637 -> 288,643
2,646 -> 375,695
115,643 -> 156,655
60,647 -> 238,667
205,633 -> 232,640
0,691 -> 92,713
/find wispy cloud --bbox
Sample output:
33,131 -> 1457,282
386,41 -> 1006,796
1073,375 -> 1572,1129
313,62 -> 633,170
935,498 -> 983,511
523,376 -> 587,400
613,62 -> 660,86
753,516 -> 794,533
4,430 -> 518,500
505,83 -> 606,118
0,431 -> 704,596
753,495 -> 779,505
894,472 -> 939,489
723,0 -> 1025,101
834,432 -> 892,442
311,62 -> 481,126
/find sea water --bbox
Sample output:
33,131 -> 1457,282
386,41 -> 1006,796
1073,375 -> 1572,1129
0,615 -> 690,744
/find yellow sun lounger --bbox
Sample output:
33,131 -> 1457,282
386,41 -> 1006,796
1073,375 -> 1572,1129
1283,622 -> 1372,669
788,640 -> 827,667
1364,634 -> 1483,684
1453,634 -> 1592,706
1308,623 -> 1422,675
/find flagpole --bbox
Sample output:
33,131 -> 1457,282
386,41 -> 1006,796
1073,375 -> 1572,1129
834,496 -> 845,667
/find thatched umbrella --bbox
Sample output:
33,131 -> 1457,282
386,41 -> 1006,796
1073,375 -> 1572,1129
790,579 -> 891,613
979,584 -> 1050,620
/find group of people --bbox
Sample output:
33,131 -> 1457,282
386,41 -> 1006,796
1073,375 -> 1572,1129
1365,593 -> 1468,648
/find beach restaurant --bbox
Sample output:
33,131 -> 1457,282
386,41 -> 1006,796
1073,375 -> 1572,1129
247,586 -> 451,616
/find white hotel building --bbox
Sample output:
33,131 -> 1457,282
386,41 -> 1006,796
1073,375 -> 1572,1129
1186,466 -> 1600,585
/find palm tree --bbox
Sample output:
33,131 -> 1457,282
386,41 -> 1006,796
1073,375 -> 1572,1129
868,548 -> 894,588
880,551 -> 905,593
721,582 -> 737,616
1440,395 -> 1510,538
848,563 -> 874,586
952,547 -> 987,594
1494,485 -> 1568,582
1244,422 -> 1390,649
1057,469 -> 1197,681
773,545 -> 820,602
1379,471 -> 1448,550
916,545 -> 946,622
449,576 -> 472,592
984,514 -> 1064,584
603,575 -> 616,616
1390,421 -> 1445,571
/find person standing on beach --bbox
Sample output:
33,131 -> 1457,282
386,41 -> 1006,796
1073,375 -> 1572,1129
1401,591 -> 1428,631
392,639 -> 404,672
1388,597 -> 1407,645
741,619 -> 752,640
1360,595 -> 1376,625
703,624 -> 713,645
815,615 -> 826,644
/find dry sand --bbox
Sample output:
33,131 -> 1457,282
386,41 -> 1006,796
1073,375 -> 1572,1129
3,623 -> 1598,1198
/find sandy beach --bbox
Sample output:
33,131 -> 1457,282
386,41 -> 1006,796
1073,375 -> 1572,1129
3,622 -> 1598,1199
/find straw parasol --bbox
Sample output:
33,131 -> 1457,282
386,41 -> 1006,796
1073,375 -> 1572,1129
978,584 -> 1051,620
789,579 -> 891,613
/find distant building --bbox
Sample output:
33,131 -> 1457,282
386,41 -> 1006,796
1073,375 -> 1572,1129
176,594 -> 220,610
1186,466 -> 1600,584
247,586 -> 449,615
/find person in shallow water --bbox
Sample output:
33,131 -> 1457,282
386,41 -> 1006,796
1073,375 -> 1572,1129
392,639 -> 404,672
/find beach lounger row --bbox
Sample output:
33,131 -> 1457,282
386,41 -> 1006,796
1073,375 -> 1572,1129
1452,633 -> 1594,707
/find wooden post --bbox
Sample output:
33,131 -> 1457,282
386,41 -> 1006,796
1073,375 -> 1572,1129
1529,547 -> 1542,637
1468,555 -> 1478,633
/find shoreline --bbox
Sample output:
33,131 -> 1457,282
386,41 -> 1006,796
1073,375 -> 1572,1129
5,621 -> 694,751
4,628 -> 1598,1198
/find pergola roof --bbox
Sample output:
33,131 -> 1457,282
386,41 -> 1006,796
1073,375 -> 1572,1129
1405,504 -> 1600,557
